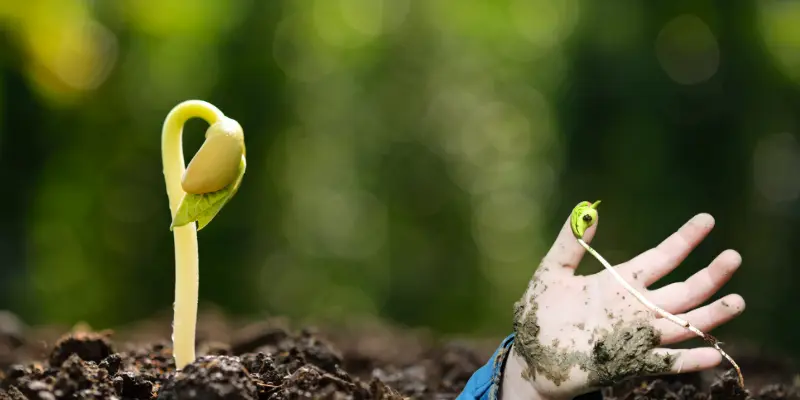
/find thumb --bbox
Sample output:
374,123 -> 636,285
542,205 -> 599,272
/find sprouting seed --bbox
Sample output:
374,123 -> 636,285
160,100 -> 246,369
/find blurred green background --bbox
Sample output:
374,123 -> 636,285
0,0 -> 798,358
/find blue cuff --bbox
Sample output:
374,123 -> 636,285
456,333 -> 516,400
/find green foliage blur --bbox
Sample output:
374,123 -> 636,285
0,0 -> 798,358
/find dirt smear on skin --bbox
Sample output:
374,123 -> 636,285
512,271 -> 676,388
513,292 -> 582,386
587,319 -> 675,387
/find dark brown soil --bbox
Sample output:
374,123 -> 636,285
0,309 -> 796,399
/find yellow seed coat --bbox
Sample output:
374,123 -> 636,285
181,117 -> 244,194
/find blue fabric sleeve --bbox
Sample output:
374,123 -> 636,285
456,333 -> 604,400
456,333 -> 516,400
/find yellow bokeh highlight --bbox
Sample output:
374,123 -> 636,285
0,0 -> 117,103
758,1 -> 800,85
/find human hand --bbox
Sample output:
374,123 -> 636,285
501,206 -> 745,400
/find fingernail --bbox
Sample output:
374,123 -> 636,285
690,213 -> 714,228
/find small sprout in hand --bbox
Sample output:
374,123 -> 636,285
571,200 -> 601,239
161,100 -> 246,369
570,200 -> 744,389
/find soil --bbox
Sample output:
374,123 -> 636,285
0,308 -> 797,399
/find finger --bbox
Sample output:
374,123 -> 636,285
655,294 -> 745,345
543,209 -> 599,271
649,250 -> 742,314
650,347 -> 723,375
620,213 -> 715,287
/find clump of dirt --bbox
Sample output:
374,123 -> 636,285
158,355 -> 258,399
600,370 -> 754,400
4,353 -> 119,399
709,369 -> 750,399
587,319 -> 675,387
48,331 -> 114,366
0,310 -> 796,399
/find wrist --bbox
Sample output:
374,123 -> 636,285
500,346 -> 566,400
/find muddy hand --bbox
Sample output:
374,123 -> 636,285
501,210 -> 745,400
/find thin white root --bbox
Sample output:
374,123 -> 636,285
578,238 -> 744,388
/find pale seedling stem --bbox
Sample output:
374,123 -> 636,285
161,100 -> 235,370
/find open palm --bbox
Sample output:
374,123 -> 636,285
501,211 -> 745,400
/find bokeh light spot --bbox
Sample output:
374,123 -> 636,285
339,0 -> 410,37
753,132 -> 800,203
757,1 -> 800,85
655,14 -> 719,85
51,19 -> 117,91
510,0 -> 579,50
476,191 -> 536,232
313,0 -> 371,48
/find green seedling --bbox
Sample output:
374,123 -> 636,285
161,100 -> 246,369
571,201 -> 744,389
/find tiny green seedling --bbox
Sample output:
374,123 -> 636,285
571,201 -> 744,389
161,100 -> 246,370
